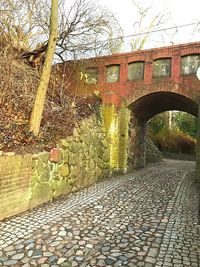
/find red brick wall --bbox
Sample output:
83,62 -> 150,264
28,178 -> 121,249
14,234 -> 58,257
63,42 -> 200,105
0,154 -> 32,220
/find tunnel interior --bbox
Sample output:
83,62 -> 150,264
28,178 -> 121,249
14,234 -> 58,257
128,92 -> 198,122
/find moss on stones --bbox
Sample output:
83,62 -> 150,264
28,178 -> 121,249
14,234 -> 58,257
59,164 -> 70,177
40,167 -> 50,182
52,179 -> 70,199
29,112 -> 110,211
29,182 -> 52,209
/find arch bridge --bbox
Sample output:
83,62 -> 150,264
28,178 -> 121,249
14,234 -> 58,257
63,42 -> 200,178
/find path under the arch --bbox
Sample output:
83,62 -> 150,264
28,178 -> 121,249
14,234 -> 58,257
0,159 -> 199,267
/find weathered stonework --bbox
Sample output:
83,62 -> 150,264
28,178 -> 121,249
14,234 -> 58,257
146,139 -> 163,164
102,102 -> 130,173
102,101 -> 160,172
128,113 -> 162,170
132,115 -> 147,169
118,104 -> 131,172
29,114 -> 110,209
102,104 -> 119,171
0,114 -> 110,220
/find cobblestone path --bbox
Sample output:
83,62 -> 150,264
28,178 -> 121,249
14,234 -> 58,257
0,159 -> 199,267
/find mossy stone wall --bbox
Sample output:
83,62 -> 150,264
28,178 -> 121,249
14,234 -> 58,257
29,115 -> 110,209
0,106 -> 163,220
0,115 -> 110,220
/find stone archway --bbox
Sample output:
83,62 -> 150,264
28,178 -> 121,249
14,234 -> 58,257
102,82 -> 200,174
127,89 -> 197,169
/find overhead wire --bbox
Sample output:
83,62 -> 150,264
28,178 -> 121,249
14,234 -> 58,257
113,22 -> 199,41
59,21 -> 200,59
76,22 -> 199,47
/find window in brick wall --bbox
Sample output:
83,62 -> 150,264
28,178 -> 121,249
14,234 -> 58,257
181,54 -> 200,75
128,61 -> 144,80
84,67 -> 98,85
153,58 -> 171,78
106,64 -> 120,83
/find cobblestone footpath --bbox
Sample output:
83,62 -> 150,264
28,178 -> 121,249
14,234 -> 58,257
0,159 -> 199,267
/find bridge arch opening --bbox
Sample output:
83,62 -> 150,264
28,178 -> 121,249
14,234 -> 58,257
128,92 -> 197,121
127,92 -> 198,169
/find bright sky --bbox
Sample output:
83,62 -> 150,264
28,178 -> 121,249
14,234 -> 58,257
97,0 -> 200,51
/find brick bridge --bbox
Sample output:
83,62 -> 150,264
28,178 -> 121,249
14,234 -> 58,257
61,42 -> 200,177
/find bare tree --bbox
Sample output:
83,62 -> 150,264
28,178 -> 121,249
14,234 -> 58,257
0,0 -> 46,51
0,0 -> 124,136
55,0 -> 124,59
130,0 -> 171,50
0,0 -> 124,63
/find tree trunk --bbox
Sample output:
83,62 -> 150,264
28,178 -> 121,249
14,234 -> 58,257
29,0 -> 58,136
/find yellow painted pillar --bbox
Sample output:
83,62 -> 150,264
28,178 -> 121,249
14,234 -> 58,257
102,93 -> 130,173
102,104 -> 119,171
118,104 -> 130,173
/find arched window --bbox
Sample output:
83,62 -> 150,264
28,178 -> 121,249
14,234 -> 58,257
128,61 -> 144,80
181,54 -> 200,75
153,58 -> 171,78
106,64 -> 120,83
84,67 -> 98,85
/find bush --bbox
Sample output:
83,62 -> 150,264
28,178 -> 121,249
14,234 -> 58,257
149,128 -> 196,154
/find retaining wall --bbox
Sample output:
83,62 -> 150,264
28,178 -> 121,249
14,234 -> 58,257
0,115 -> 110,220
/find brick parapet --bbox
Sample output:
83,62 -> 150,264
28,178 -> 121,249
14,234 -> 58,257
63,42 -> 200,105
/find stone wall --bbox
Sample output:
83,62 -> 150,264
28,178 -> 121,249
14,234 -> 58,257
29,116 -> 110,209
146,139 -> 163,164
0,109 -> 163,221
128,137 -> 163,170
0,115 -> 110,220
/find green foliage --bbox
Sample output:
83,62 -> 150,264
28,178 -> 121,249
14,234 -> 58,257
148,112 -> 168,135
173,112 -> 197,139
148,111 -> 197,155
149,128 -> 196,154
148,111 -> 197,139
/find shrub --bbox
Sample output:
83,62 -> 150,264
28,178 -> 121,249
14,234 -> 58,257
149,128 -> 196,154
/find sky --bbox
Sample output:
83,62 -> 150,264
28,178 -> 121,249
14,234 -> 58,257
97,0 -> 200,51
